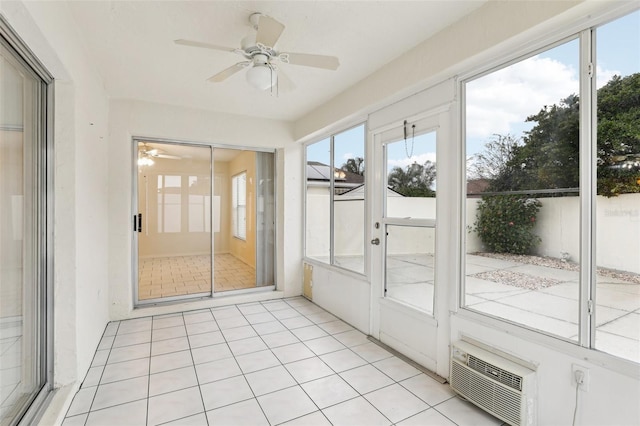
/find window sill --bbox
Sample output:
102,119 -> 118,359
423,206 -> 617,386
452,307 -> 640,379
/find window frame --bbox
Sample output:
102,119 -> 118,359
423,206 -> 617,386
458,7 -> 640,375
0,14 -> 55,425
303,122 -> 368,277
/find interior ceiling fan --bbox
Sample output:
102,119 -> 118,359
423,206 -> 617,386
138,143 -> 181,166
175,13 -> 340,91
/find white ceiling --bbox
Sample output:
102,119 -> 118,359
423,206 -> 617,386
68,1 -> 486,122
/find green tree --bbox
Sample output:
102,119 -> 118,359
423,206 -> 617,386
508,93 -> 580,191
596,74 -> 640,196
468,134 -> 522,191
341,156 -> 365,176
387,161 -> 436,197
486,73 -> 640,196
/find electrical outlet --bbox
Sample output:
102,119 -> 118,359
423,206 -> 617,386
572,364 -> 590,392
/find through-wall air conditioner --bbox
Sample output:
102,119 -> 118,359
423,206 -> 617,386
450,340 -> 537,426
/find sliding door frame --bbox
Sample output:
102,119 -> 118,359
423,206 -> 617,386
131,136 -> 278,306
0,15 -> 54,426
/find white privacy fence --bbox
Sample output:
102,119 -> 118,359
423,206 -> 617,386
307,187 -> 640,274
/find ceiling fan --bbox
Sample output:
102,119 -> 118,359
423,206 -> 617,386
138,143 -> 181,166
175,13 -> 340,91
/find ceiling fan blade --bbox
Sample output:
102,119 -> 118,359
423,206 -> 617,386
276,68 -> 296,93
174,39 -> 236,52
155,154 -> 181,160
207,62 -> 250,82
280,52 -> 339,70
255,15 -> 285,49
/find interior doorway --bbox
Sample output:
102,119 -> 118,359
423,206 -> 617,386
133,140 -> 275,305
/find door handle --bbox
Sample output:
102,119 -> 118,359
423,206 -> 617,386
138,213 -> 142,233
371,238 -> 380,245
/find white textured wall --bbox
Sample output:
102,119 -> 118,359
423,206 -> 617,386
451,315 -> 640,425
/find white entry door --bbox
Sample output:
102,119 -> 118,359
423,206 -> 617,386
370,110 -> 450,376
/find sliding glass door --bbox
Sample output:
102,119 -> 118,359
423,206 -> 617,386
0,24 -> 52,426
134,142 -> 275,305
135,142 -> 213,302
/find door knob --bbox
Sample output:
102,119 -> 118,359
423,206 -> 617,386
371,238 -> 380,245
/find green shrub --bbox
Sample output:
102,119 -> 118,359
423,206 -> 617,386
472,195 -> 542,254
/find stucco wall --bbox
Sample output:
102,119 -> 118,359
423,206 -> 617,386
467,194 -> 640,274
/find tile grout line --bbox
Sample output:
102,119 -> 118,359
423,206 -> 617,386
182,311 -> 210,426
145,317 -> 154,426
63,298 -> 483,426
261,299 -> 394,425
80,321 -> 121,425
240,300 -> 301,424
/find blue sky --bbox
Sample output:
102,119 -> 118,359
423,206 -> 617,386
307,10 -> 639,175
466,10 -> 639,159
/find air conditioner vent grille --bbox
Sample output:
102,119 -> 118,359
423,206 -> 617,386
451,360 -> 522,426
468,354 -> 523,391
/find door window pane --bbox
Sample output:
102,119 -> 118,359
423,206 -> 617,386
188,175 -> 211,233
256,152 -> 275,287
386,131 -> 437,220
594,11 -> 640,362
385,225 -> 435,314
464,39 -> 581,340
137,143 -> 212,301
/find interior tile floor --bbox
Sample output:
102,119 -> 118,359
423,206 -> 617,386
62,297 -> 503,426
0,316 -> 23,424
138,254 -> 255,300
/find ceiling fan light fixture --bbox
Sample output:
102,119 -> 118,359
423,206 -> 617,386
138,155 -> 154,167
246,64 -> 277,90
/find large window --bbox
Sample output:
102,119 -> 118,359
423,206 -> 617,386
232,171 -> 247,240
306,124 -> 366,274
463,10 -> 639,363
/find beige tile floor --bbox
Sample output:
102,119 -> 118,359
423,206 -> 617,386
62,297 -> 503,426
138,254 -> 255,300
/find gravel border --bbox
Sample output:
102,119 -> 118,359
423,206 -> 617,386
471,269 -> 560,290
473,252 -> 640,285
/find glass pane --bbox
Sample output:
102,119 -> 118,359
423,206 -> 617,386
0,42 -> 46,424
333,125 -> 365,274
385,225 -> 435,314
256,152 -> 275,287
594,11 -> 640,362
188,175 -> 210,233
215,150 -> 257,292
137,143 -> 212,301
464,39 -> 581,340
386,131 -> 437,220
306,138 -> 331,263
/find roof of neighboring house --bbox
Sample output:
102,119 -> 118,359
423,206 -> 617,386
307,161 -> 365,186
335,184 -> 405,198
466,178 -> 490,196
